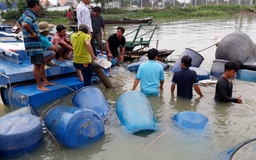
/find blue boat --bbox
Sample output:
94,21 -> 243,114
116,91 -> 157,133
0,42 -> 112,108
43,106 -> 105,148
72,86 -> 110,119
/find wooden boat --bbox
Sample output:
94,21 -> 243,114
104,17 -> 153,24
68,17 -> 153,32
123,49 -> 175,61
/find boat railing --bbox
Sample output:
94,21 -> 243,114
124,21 -> 158,51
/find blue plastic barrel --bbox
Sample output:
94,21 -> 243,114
126,60 -> 169,72
43,106 -> 105,148
0,114 -> 43,158
236,69 -> 256,81
72,86 -> 110,119
173,111 -> 208,129
210,59 -> 229,79
4,105 -> 39,117
170,48 -> 204,73
220,137 -> 256,160
116,91 -> 157,133
189,67 -> 210,80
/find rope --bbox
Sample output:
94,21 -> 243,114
140,130 -> 166,152
197,42 -> 219,52
103,112 -> 112,121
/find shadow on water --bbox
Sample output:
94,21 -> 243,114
134,130 -> 156,137
170,96 -> 202,113
213,101 -> 235,127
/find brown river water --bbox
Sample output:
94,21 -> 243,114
1,14 -> 256,160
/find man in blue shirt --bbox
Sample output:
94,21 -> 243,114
171,55 -> 203,99
132,48 -> 164,96
16,0 -> 54,91
38,21 -> 59,66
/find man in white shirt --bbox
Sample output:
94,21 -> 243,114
76,0 -> 93,33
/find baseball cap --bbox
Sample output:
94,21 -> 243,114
38,22 -> 54,33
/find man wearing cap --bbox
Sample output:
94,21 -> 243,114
171,55 -> 203,99
71,24 -> 97,86
38,21 -> 59,66
132,48 -> 164,96
16,0 -> 54,91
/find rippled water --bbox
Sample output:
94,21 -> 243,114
1,14 -> 256,160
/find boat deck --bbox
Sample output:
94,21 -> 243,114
1,76 -> 84,108
0,57 -> 76,86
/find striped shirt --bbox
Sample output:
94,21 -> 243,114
17,8 -> 43,56
90,13 -> 105,34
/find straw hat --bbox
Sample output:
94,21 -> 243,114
38,22 -> 54,33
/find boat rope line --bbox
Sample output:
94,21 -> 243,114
103,112 -> 112,121
54,85 -> 77,92
41,119 -> 64,147
197,42 -> 219,52
140,129 -> 166,152
40,98 -> 60,119
8,83 -> 23,111
6,81 -> 76,111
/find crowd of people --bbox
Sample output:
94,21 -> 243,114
16,0 -> 243,104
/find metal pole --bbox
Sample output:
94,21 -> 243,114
173,0 -> 175,7
216,0 -> 218,5
141,0 -> 142,8
195,0 -> 197,6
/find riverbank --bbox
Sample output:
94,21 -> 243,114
2,5 -> 256,26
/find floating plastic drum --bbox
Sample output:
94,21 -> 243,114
170,48 -> 204,73
173,111 -> 208,129
126,60 -> 169,72
220,137 -> 256,160
210,59 -> 229,79
189,67 -> 210,81
236,69 -> 256,81
72,86 -> 110,119
116,91 -> 157,133
0,114 -> 43,158
43,106 -> 105,148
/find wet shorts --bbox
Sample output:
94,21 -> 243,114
43,50 -> 56,58
30,54 -> 44,65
